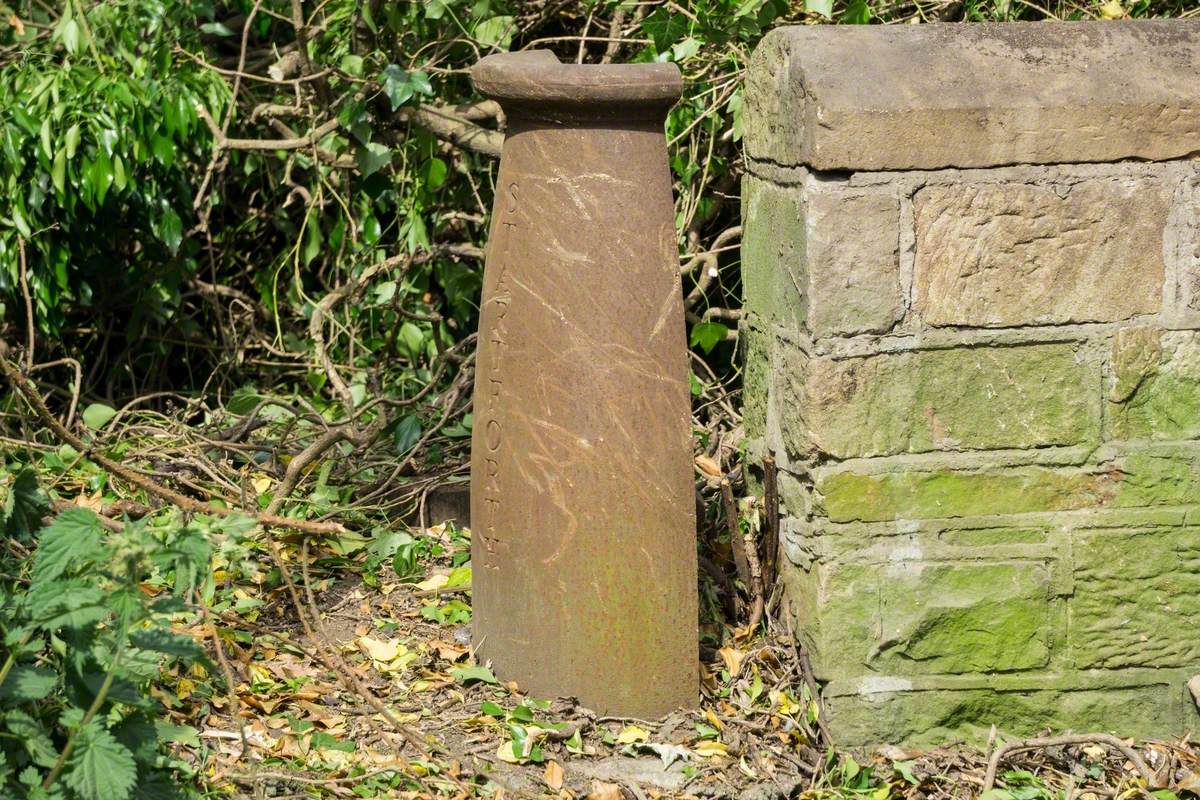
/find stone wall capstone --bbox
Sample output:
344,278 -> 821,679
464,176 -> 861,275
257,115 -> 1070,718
741,19 -> 1200,747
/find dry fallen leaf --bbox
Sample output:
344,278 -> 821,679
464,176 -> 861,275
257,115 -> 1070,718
544,760 -> 564,790
617,724 -> 650,744
357,636 -> 401,662
8,14 -> 25,35
719,646 -> 746,678
587,781 -> 622,800
693,739 -> 729,759
695,454 -> 722,477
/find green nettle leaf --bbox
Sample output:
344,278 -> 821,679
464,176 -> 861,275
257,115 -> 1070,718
4,467 -> 48,538
689,321 -> 729,354
31,507 -> 105,584
129,628 -> 206,662
0,665 -> 58,701
356,142 -> 391,177
5,710 -> 59,768
64,722 -> 138,800
81,403 -> 117,430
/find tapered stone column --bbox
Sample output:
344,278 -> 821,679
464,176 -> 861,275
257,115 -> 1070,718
468,50 -> 697,717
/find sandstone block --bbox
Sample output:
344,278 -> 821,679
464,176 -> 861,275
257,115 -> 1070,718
806,189 -> 902,337
806,344 -> 1097,458
914,180 -> 1168,327
813,560 -> 1055,677
1110,329 -> 1200,441
823,682 -> 1187,749
816,467 -> 1111,524
1072,527 -> 1200,669
746,21 -> 1200,170
741,177 -> 804,331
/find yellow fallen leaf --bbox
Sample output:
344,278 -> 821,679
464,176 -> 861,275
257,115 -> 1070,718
1098,0 -> 1125,18
770,688 -> 800,716
705,708 -> 724,731
494,740 -> 522,763
693,739 -> 728,759
251,474 -> 273,494
617,724 -> 650,744
544,760 -> 564,790
176,677 -> 195,701
719,646 -> 745,678
415,573 -> 449,593
357,636 -> 401,662
8,14 -> 25,35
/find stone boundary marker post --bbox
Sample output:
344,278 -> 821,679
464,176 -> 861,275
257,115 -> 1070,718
742,20 -> 1200,745
468,51 -> 698,717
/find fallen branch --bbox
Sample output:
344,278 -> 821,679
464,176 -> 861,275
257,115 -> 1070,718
983,734 -> 1156,791
0,348 -> 344,535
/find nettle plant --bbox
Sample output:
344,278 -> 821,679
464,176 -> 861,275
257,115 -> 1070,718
0,467 -> 212,800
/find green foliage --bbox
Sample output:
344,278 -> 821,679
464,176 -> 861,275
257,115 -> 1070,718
0,466 -> 212,800
0,0 -> 229,336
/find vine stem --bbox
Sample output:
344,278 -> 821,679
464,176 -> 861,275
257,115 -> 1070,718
42,612 -> 130,792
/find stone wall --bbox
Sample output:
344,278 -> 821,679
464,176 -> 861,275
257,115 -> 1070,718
741,20 -> 1200,746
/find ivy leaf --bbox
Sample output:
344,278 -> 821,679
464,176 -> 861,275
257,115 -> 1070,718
81,403 -> 117,430
31,507 -> 104,585
450,665 -> 497,685
4,467 -> 47,538
474,16 -> 515,49
642,9 -> 687,51
689,321 -> 729,354
356,142 -> 391,177
381,65 -> 415,110
393,414 -> 422,455
804,0 -> 834,17
64,722 -> 138,800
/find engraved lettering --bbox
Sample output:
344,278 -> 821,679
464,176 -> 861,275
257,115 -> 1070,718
485,419 -> 502,451
480,181 -> 518,547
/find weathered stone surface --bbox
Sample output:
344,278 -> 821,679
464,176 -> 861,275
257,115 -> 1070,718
816,467 -> 1109,524
1110,330 -> 1200,441
805,344 -> 1097,458
816,446 -> 1200,523
741,176 -> 804,331
812,560 -> 1055,676
746,21 -> 1200,170
1167,175 -> 1200,321
914,181 -> 1168,327
1072,527 -> 1200,669
806,189 -> 903,337
741,324 -> 771,444
823,682 -> 1188,748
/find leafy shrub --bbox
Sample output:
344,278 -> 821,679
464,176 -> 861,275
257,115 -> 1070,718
0,0 -> 228,335
0,467 -> 211,799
